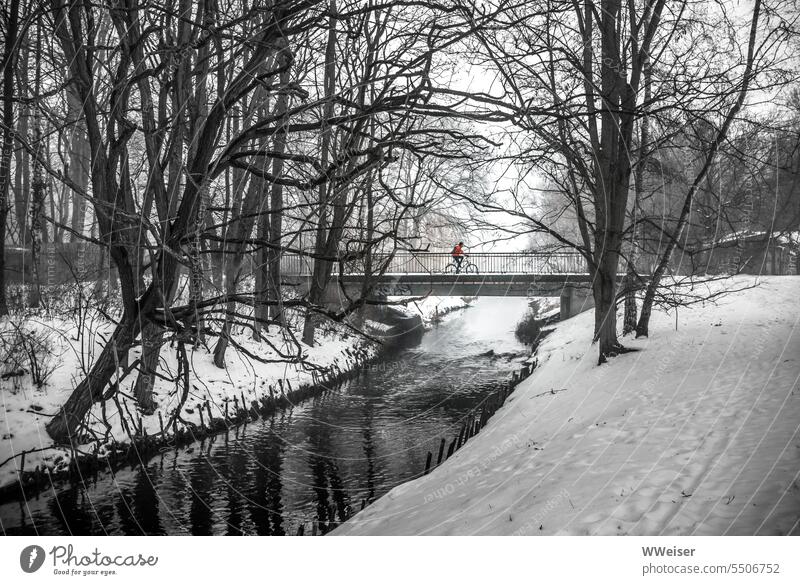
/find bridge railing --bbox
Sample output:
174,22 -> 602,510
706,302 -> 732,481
280,252 -> 588,276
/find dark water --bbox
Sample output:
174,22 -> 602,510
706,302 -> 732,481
0,298 -> 531,535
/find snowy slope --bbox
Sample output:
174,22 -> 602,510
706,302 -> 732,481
335,276 -> 800,535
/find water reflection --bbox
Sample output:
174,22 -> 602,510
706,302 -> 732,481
1,298 -> 531,535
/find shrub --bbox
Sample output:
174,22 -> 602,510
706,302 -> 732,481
0,318 -> 59,388
515,309 -> 545,346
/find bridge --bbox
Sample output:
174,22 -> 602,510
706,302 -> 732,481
282,252 -> 598,319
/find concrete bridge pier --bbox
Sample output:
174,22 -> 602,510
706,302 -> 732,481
310,278 -> 392,321
560,285 -> 594,320
316,279 -> 423,342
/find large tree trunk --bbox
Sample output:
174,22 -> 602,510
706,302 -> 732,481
0,0 -> 20,316
254,201 -> 271,342
214,171 -> 263,365
28,21 -> 46,307
591,0 -> 631,363
132,273 -> 178,414
266,195 -> 284,325
46,320 -> 137,441
132,321 -> 162,414
66,84 -> 90,240
186,1 -> 213,346
356,174 -> 375,325
214,48 -> 280,352
593,230 -> 624,362
622,58 -> 651,336
248,105 -> 277,345
214,273 -> 240,365
188,183 -> 208,345
48,195 -> 185,442
302,0 -> 337,346
29,127 -> 45,307
621,264 -> 638,335
266,54 -> 290,327
48,246 -> 181,441
12,39 -> 29,248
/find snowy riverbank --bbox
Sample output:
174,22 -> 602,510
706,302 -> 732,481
396,295 -> 476,326
0,313 -> 376,493
0,294 -> 478,495
335,276 -> 800,535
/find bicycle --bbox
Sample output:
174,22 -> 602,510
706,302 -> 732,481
444,255 -> 479,274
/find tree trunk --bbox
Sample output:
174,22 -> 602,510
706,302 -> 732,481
213,273 -> 239,366
254,202 -> 271,342
357,175 -> 375,325
132,273 -> 178,413
266,54 -> 290,327
12,40 -> 29,248
48,239 -> 184,442
29,126 -> 45,307
188,182 -> 209,344
593,232 -> 624,363
46,315 -> 138,441
623,59 -> 650,336
132,321 -> 162,414
214,171 -> 263,364
302,0 -> 337,346
0,0 -> 21,316
28,21 -> 45,307
591,0 -> 630,363
66,83 -> 90,241
621,264 -> 638,335
266,199 -> 284,325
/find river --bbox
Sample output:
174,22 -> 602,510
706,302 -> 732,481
0,297 -> 532,535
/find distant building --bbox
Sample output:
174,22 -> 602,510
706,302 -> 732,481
3,242 -> 111,285
695,231 -> 799,275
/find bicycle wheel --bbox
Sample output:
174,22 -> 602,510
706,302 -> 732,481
463,262 -> 479,274
444,263 -> 457,274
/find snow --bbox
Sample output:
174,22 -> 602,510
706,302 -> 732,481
335,276 -> 800,535
530,297 -> 560,320
394,295 -> 474,326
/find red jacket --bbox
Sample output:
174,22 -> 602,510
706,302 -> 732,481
452,244 -> 464,257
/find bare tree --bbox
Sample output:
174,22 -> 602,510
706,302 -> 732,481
0,0 -> 22,316
636,0 -> 764,337
450,0 -> 795,362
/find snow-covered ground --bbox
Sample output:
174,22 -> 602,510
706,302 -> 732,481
530,297 -> 560,320
395,295 -> 475,326
335,276 -> 800,535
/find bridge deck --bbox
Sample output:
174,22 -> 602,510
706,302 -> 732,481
284,273 -> 599,297
279,251 -> 590,277
277,252 -> 637,297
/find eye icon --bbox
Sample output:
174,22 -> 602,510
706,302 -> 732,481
20,545 -> 46,573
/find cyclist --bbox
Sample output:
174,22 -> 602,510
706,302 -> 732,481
451,241 -> 465,273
